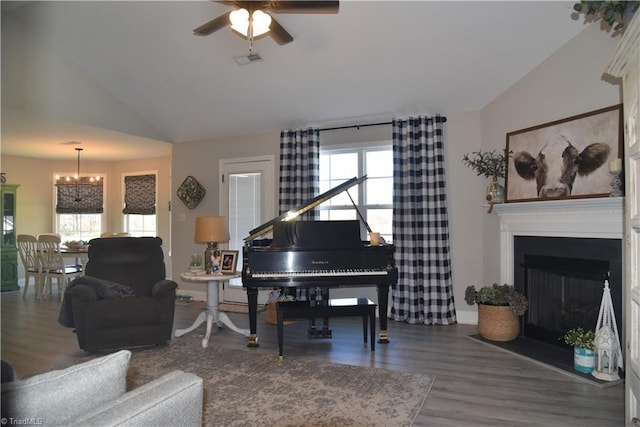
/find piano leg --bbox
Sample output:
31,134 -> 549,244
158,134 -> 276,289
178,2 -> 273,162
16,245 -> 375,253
308,288 -> 332,339
246,287 -> 259,347
377,284 -> 390,344
321,288 -> 331,334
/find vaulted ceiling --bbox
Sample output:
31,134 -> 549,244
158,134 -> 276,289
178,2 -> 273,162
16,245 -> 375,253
1,1 -> 588,160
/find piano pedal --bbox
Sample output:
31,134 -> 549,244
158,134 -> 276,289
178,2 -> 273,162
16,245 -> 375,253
307,328 -> 332,339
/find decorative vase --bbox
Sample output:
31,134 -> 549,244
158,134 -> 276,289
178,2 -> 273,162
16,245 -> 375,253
189,253 -> 203,272
573,346 -> 595,374
486,177 -> 504,204
477,304 -> 519,342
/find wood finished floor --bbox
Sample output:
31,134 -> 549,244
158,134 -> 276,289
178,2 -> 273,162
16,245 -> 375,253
1,289 -> 625,426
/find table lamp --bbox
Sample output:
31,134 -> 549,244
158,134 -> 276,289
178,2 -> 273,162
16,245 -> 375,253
194,216 -> 230,274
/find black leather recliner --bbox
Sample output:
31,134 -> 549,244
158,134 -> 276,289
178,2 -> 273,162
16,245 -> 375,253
64,237 -> 177,352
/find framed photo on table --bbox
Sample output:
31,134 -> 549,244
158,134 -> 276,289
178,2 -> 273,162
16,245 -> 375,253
505,104 -> 623,202
220,250 -> 238,274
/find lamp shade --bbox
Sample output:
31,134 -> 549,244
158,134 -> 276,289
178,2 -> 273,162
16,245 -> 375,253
194,216 -> 229,243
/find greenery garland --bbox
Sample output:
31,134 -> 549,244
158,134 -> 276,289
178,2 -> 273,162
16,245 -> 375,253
573,1 -> 639,33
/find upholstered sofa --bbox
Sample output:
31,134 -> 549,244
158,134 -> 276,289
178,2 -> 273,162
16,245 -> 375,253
1,350 -> 203,426
60,237 -> 177,352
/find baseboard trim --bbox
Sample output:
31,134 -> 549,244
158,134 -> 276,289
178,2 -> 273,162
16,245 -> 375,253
456,309 -> 478,325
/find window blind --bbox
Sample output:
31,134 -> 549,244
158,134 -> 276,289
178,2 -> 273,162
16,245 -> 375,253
56,177 -> 104,214
123,174 -> 156,215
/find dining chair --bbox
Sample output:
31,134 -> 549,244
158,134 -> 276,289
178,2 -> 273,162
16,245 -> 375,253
37,233 -> 82,301
16,234 -> 42,299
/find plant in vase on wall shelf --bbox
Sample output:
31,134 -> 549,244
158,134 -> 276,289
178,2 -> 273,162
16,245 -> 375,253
465,283 -> 528,342
462,148 -> 512,213
562,327 -> 596,373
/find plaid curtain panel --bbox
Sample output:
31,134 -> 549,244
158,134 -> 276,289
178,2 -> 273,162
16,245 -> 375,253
278,128 -> 320,219
279,128 -> 320,301
391,115 -> 457,325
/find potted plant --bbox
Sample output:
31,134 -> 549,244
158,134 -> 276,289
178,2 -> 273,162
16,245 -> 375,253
462,148 -> 512,210
562,327 -> 596,373
465,283 -> 528,342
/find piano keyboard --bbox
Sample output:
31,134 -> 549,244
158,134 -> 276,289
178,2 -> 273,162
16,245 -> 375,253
252,269 -> 389,278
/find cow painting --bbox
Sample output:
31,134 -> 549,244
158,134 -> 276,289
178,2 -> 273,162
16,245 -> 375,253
513,137 -> 610,198
505,106 -> 621,202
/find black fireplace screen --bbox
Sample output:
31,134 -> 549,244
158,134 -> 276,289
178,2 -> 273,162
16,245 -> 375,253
523,255 -> 607,345
513,236 -> 622,348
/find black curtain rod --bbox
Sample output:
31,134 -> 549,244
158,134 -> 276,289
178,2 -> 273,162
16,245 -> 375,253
319,116 -> 447,132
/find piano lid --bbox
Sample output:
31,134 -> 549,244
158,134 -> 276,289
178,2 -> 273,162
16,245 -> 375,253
244,175 -> 367,242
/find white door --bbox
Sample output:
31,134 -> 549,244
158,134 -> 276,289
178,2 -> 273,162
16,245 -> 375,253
606,14 -> 640,423
219,156 -> 275,305
624,61 -> 640,425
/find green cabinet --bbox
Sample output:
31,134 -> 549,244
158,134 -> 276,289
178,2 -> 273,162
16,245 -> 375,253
1,184 -> 20,291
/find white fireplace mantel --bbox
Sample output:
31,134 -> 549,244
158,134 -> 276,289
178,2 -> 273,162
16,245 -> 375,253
494,197 -> 624,285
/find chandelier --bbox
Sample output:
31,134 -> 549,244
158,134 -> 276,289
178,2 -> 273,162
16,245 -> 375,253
55,148 -> 101,202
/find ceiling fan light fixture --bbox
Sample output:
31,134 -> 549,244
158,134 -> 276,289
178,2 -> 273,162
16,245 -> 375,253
230,8 -> 250,35
251,10 -> 272,37
230,8 -> 271,38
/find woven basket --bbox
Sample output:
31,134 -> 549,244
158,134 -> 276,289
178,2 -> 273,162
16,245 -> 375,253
477,304 -> 519,342
266,298 -> 297,325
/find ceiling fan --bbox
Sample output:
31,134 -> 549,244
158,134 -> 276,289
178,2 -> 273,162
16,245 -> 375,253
193,1 -> 339,46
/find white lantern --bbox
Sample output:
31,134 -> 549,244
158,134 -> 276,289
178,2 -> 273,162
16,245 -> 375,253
592,279 -> 623,381
593,325 -> 619,380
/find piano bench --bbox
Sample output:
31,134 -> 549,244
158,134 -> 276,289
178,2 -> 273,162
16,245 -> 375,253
275,297 -> 377,359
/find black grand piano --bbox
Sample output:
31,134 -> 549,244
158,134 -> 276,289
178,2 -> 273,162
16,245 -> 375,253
242,176 -> 398,347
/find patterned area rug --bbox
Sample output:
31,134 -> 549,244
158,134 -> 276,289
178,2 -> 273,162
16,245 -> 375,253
126,337 -> 434,426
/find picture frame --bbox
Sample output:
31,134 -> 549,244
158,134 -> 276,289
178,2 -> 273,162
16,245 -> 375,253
505,104 -> 623,202
220,250 -> 239,274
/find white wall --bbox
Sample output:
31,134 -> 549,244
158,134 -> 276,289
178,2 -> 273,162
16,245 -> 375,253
470,23 -> 622,322
171,23 -> 622,323
2,4 -> 623,327
0,154 -> 172,281
170,113 -> 485,311
171,133 -> 281,294
1,12 -> 167,142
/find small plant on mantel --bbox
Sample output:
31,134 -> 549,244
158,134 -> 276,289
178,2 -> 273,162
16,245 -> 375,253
562,327 -> 595,351
462,148 -> 513,213
461,148 -> 512,180
464,283 -> 528,316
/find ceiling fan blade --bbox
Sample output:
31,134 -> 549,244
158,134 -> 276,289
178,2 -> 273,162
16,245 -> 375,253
193,11 -> 232,36
269,1 -> 339,14
269,17 -> 294,45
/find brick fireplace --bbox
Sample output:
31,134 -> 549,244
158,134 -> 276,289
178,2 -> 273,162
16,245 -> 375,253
495,198 -> 624,346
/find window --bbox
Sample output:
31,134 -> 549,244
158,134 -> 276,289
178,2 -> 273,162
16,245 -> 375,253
55,175 -> 106,242
124,214 -> 157,237
56,214 -> 103,242
319,146 -> 393,242
123,173 -> 157,237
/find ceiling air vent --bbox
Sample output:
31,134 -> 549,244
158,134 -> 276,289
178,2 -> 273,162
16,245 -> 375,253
233,53 -> 263,66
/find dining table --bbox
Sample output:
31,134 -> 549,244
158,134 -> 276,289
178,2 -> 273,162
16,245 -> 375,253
60,246 -> 89,270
